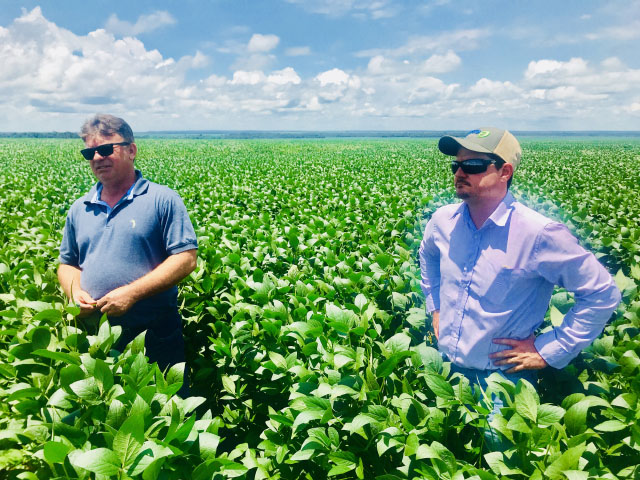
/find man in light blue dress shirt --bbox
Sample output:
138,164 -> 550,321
419,127 -> 621,389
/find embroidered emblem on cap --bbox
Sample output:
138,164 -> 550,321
465,129 -> 481,136
478,131 -> 491,138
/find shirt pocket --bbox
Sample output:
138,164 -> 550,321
477,267 -> 529,305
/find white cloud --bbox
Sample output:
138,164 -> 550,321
525,58 -> 589,84
586,21 -> 640,41
421,50 -> 461,73
316,68 -> 350,86
177,50 -> 209,69
466,78 -> 521,98
367,55 -> 389,75
248,33 -> 280,52
105,11 -> 176,36
231,70 -> 266,85
601,57 -> 625,70
356,29 -> 489,58
2,8 -> 640,131
231,53 -> 276,72
285,46 -> 311,56
284,0 -> 398,19
268,67 -> 301,85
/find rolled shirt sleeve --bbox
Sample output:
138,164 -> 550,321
533,223 -> 621,368
59,210 -> 80,266
419,217 -> 441,313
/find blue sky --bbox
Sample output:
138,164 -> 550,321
1,1 -> 639,131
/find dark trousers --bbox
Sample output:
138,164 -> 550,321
113,305 -> 189,396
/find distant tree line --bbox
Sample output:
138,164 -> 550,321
1,130 -> 638,140
0,132 -> 77,138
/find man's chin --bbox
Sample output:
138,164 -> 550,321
456,191 -> 470,199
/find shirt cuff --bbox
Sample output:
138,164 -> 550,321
424,295 -> 439,313
534,331 -> 572,369
167,243 -> 198,255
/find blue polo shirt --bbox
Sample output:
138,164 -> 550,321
59,170 -> 197,327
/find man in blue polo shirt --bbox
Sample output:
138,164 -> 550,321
58,114 -> 197,374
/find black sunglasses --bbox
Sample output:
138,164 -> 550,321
80,142 -> 130,160
450,158 -> 503,174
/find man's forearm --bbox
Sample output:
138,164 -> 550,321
57,263 -> 82,300
124,249 -> 197,303
95,249 -> 197,316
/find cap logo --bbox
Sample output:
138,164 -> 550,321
465,129 -> 481,137
478,131 -> 491,138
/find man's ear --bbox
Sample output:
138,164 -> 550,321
501,162 -> 513,183
128,143 -> 137,162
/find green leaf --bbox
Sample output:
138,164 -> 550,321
514,379 -> 539,422
594,419 -> 628,432
549,305 -> 565,327
506,412 -> 531,434
328,451 -> 357,476
60,364 -> 85,389
563,472 -> 589,480
404,432 -> 419,457
43,441 -> 71,464
355,294 -> 368,311
537,404 -> 565,426
222,375 -> 236,395
113,415 -> 144,468
391,292 -> 409,310
374,253 -> 392,269
199,432 -> 220,461
385,332 -> 411,353
129,441 -> 173,477
343,414 -> 380,434
106,399 -> 128,429
31,349 -> 80,365
425,372 -> 454,400
544,444 -> 586,480
268,351 -> 287,370
414,344 -> 442,372
166,362 -> 185,385
70,378 -> 100,401
71,448 -> 122,476
376,351 -> 412,377
293,410 -> 324,431
564,399 -> 590,436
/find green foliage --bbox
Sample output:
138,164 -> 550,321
1,138 -> 639,479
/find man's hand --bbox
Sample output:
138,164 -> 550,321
489,334 -> 548,373
96,285 -> 137,317
431,310 -> 440,340
74,289 -> 97,317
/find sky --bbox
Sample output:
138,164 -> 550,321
1,1 -> 639,132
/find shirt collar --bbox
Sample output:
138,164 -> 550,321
85,170 -> 148,205
489,191 -> 516,227
448,191 -> 516,228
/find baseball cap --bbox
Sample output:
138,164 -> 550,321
438,127 -> 522,170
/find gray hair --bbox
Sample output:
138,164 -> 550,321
80,114 -> 134,143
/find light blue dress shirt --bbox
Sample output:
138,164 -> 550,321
419,191 -> 621,370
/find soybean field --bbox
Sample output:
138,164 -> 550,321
1,138 -> 639,479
